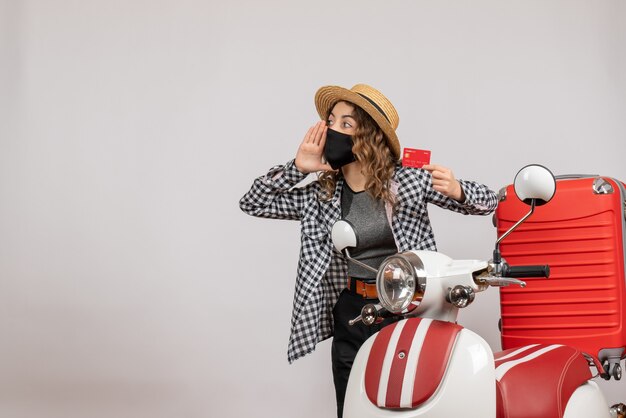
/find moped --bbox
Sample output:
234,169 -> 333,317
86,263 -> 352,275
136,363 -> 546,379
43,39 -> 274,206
332,165 -> 626,418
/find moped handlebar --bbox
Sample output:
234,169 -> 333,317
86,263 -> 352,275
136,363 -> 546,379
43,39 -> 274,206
502,264 -> 550,279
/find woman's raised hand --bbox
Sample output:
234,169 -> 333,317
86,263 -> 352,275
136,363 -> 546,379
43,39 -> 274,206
295,121 -> 333,173
423,164 -> 466,202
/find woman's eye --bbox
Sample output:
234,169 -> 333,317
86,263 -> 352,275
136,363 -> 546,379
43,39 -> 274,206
327,119 -> 334,126
342,122 -> 352,128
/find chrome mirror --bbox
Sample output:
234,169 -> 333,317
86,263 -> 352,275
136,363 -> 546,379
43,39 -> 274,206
331,220 -> 357,253
331,220 -> 377,274
513,164 -> 556,206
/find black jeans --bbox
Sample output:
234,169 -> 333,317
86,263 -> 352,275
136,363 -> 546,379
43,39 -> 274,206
331,289 -> 398,418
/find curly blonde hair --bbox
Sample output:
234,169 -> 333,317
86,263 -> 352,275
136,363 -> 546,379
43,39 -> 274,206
318,101 -> 398,205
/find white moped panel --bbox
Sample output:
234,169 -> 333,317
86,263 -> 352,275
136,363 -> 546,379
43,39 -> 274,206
563,381 -> 610,418
344,327 -> 496,418
403,251 -> 488,324
408,250 -> 486,282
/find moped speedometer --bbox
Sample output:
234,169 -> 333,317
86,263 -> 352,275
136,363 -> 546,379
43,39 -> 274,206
376,252 -> 427,313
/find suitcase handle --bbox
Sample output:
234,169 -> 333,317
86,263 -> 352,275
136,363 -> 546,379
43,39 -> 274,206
503,264 -> 550,279
555,174 -> 599,180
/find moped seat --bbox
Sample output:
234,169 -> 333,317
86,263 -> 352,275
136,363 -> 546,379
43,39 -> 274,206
495,344 -> 592,418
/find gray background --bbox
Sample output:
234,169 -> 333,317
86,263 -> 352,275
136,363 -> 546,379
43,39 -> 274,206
1,0 -> 625,417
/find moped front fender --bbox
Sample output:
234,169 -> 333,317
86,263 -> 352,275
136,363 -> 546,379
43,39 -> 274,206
344,319 -> 495,418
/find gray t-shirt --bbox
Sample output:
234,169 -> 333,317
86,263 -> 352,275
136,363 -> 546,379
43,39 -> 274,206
341,182 -> 398,280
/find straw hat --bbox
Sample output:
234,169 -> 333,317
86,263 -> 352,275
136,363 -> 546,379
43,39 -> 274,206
314,84 -> 400,159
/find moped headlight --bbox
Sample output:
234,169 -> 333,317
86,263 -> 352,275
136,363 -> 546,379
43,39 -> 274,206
376,252 -> 427,313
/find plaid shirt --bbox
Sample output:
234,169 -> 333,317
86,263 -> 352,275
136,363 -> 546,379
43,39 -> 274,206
239,159 -> 498,363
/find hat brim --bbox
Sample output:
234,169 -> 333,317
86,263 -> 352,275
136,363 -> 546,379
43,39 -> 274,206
314,86 -> 400,160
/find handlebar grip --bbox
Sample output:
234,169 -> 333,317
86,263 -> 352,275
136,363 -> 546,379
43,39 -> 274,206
503,265 -> 550,279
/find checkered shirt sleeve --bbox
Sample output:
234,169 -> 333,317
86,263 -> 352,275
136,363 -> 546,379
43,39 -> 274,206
395,166 -> 497,216
392,167 -> 498,252
239,159 -> 315,220
426,177 -> 498,215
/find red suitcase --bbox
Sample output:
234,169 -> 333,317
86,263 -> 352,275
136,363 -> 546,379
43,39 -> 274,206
495,175 -> 626,377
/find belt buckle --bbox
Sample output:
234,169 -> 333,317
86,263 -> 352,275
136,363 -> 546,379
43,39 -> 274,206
361,280 -> 368,298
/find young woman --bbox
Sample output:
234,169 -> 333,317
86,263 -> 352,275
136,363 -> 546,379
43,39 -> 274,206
239,84 -> 498,417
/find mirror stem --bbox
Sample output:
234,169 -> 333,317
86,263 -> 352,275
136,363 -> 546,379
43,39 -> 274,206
344,249 -> 379,274
494,199 -> 536,257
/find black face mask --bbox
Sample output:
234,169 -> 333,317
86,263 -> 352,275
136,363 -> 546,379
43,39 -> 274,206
324,128 -> 356,170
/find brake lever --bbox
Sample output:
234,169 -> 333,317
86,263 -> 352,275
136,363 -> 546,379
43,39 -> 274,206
482,276 -> 527,288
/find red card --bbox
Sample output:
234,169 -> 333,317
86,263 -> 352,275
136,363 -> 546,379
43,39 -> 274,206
402,148 -> 431,168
